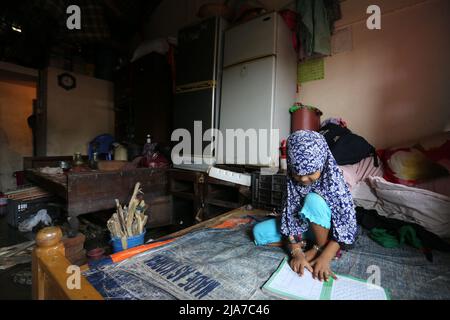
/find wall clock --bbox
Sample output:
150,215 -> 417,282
58,73 -> 77,91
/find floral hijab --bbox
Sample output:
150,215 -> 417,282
280,130 -> 358,246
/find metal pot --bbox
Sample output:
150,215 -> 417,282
59,161 -> 71,171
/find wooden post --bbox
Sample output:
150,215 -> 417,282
32,226 -> 65,300
32,226 -> 103,300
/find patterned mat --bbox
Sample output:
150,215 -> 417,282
84,219 -> 450,300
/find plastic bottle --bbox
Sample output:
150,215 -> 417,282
143,134 -> 152,153
280,140 -> 287,171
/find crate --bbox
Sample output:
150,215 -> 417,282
251,173 -> 287,213
6,196 -> 62,228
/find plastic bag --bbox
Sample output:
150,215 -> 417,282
131,38 -> 170,62
18,209 -> 52,233
140,141 -> 169,169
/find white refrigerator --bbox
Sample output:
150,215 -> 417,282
217,12 -> 297,168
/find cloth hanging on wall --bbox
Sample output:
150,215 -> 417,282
296,0 -> 341,59
324,0 -> 342,31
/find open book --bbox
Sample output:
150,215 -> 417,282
262,258 -> 390,300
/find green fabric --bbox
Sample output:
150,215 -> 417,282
369,226 -> 423,249
289,103 -> 320,114
399,226 -> 423,249
369,228 -> 400,248
297,0 -> 314,56
297,0 -> 331,56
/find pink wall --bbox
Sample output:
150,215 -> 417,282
298,0 -> 450,148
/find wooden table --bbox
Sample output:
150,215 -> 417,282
24,167 -> 171,234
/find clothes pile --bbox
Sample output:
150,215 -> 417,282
320,122 -> 379,168
356,207 -> 450,262
318,117 -> 382,191
319,118 -> 450,260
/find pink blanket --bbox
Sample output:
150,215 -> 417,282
340,157 -> 383,191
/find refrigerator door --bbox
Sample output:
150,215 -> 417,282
223,12 -> 277,68
176,17 -> 221,86
173,88 -> 215,159
218,56 -> 276,166
173,17 -> 227,168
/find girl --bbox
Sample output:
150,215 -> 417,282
253,130 -> 358,282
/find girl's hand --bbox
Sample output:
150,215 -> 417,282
304,248 -> 319,262
290,253 -> 314,276
310,256 -> 337,282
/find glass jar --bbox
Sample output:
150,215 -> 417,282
73,152 -> 84,166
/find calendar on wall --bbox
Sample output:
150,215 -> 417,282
298,58 -> 325,83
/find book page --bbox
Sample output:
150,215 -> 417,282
330,276 -> 388,300
264,260 -> 324,300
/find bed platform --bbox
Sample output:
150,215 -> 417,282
32,207 -> 450,300
32,207 -> 267,300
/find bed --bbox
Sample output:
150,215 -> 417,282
32,206 -> 450,300
32,207 -> 266,299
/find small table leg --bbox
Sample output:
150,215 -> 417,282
67,215 -> 80,238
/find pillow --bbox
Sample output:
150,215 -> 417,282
378,132 -> 450,186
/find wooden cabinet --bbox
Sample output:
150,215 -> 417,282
168,169 -> 205,227
114,53 -> 173,147
168,168 -> 250,226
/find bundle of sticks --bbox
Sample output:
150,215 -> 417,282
107,182 -> 148,250
0,241 -> 35,270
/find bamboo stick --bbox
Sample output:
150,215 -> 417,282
107,182 -> 148,240
126,183 -> 140,236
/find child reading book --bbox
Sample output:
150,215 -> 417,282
253,130 -> 358,282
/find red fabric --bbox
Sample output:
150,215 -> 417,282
377,134 -> 450,187
377,148 -> 418,186
420,140 -> 450,166
280,9 -> 299,52
140,152 -> 170,168
280,10 -> 297,30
